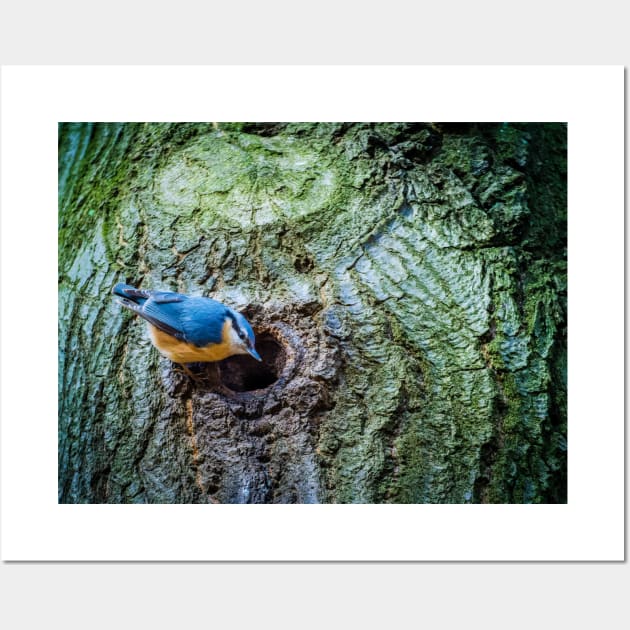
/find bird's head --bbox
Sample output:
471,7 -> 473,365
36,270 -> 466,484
226,309 -> 262,361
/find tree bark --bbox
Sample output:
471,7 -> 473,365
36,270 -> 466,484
58,122 -> 567,503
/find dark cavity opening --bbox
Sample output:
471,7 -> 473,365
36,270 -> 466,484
218,333 -> 284,392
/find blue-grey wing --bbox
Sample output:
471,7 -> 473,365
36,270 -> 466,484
178,298 -> 229,347
142,296 -> 228,347
139,299 -> 188,341
150,291 -> 186,304
113,284 -> 185,305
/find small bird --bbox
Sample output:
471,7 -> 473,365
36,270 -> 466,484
112,283 -> 262,366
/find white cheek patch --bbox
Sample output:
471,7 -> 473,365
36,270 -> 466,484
229,324 -> 241,346
228,321 -> 248,353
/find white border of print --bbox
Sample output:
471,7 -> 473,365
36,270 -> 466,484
0,66 -> 623,561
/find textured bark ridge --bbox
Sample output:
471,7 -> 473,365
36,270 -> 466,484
58,122 -> 567,503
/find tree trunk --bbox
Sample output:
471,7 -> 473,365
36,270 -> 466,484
58,122 -> 567,504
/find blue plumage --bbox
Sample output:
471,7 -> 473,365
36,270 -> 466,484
112,283 -> 261,363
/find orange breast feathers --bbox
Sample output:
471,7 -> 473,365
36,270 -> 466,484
147,319 -> 237,363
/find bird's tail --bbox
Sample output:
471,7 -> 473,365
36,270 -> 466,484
112,283 -> 151,304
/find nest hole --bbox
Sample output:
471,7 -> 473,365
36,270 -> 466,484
218,333 -> 285,392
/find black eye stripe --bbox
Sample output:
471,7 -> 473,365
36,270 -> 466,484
227,311 -> 248,342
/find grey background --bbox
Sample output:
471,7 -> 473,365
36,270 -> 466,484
1,0 -> 627,628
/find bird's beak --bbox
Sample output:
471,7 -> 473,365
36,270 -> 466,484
248,346 -> 262,362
